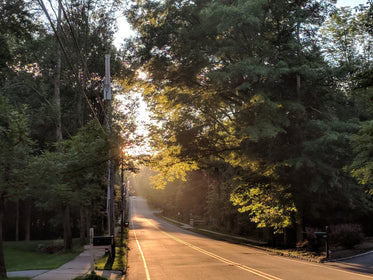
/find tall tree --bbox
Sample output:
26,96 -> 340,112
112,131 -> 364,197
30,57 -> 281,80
125,0 -> 370,241
0,98 -> 32,278
347,2 -> 373,206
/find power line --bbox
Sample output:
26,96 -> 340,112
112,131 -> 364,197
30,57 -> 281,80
58,0 -> 107,116
36,0 -> 106,132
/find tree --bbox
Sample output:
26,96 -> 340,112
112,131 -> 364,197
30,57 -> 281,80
0,98 -> 32,278
28,120 -> 109,249
0,0 -> 37,69
126,0 -> 371,242
320,3 -> 373,118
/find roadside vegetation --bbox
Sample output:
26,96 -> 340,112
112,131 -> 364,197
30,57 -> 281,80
73,272 -> 108,280
4,239 -> 83,271
0,0 -> 139,278
1,0 -> 373,278
127,0 -> 373,254
94,228 -> 128,272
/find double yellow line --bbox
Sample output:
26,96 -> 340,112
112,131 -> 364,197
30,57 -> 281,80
145,219 -> 283,280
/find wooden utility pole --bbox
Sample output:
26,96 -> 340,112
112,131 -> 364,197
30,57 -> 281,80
104,54 -> 115,238
120,158 -> 124,231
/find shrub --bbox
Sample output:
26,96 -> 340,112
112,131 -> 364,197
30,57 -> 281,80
329,224 -> 364,249
73,272 -> 108,280
37,243 -> 64,254
303,227 -> 325,252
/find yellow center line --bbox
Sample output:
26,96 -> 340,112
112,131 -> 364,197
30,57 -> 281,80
145,219 -> 284,280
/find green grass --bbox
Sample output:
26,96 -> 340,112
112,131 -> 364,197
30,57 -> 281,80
4,239 -> 84,271
95,229 -> 127,271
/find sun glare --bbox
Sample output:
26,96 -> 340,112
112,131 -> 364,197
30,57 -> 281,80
136,69 -> 148,80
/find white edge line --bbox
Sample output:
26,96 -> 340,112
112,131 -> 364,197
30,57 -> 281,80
131,201 -> 151,280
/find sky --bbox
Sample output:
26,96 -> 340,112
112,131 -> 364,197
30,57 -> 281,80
337,0 -> 368,6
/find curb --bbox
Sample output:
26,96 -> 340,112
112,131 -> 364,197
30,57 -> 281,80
7,270 -> 49,278
328,249 -> 373,262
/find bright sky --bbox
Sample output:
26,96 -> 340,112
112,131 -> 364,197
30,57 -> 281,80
114,16 -> 135,48
337,0 -> 368,6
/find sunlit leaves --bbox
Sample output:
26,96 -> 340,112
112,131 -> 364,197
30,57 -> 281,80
150,145 -> 198,189
231,183 -> 296,232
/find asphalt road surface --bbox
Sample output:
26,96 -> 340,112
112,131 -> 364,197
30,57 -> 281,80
127,197 -> 373,280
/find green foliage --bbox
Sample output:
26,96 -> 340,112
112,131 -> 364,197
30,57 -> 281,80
0,97 -> 33,199
329,224 -> 364,249
0,0 -> 38,68
350,120 -> 373,185
73,272 -> 108,280
94,229 -> 127,272
231,183 -> 296,233
28,119 -> 108,211
126,0 -> 373,238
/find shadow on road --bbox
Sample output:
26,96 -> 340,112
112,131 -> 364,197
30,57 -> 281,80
328,252 -> 373,276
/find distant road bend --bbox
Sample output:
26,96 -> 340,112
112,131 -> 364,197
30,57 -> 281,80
127,197 -> 373,280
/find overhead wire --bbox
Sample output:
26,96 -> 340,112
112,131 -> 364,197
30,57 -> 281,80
58,0 -> 107,116
36,0 -> 106,132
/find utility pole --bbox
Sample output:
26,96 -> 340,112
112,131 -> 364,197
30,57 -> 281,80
104,54 -> 114,238
120,157 -> 124,231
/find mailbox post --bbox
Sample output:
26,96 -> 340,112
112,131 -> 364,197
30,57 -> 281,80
93,235 -> 115,258
315,230 -> 329,259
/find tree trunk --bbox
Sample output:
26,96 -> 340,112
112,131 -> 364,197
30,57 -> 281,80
85,208 -> 91,239
63,205 -> 72,251
24,200 -> 31,242
79,207 -> 86,245
0,195 -> 7,279
283,229 -> 289,247
296,74 -> 301,101
55,1 -> 63,142
15,199 -> 19,241
296,221 -> 304,244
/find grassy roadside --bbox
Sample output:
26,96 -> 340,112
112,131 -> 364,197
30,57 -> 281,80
94,228 -> 128,272
4,239 -> 84,271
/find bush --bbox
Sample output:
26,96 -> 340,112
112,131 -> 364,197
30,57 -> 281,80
37,243 -> 64,254
303,227 -> 325,252
73,272 -> 108,280
296,239 -> 320,252
329,224 -> 364,249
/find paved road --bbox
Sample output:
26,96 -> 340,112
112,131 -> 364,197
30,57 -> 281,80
127,197 -> 373,280
328,251 -> 373,276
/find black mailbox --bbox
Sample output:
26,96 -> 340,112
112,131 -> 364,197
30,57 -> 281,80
93,236 -> 113,246
315,231 -> 329,259
315,232 -> 328,239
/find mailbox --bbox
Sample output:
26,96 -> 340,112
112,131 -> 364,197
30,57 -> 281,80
93,236 -> 113,246
315,232 -> 328,239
